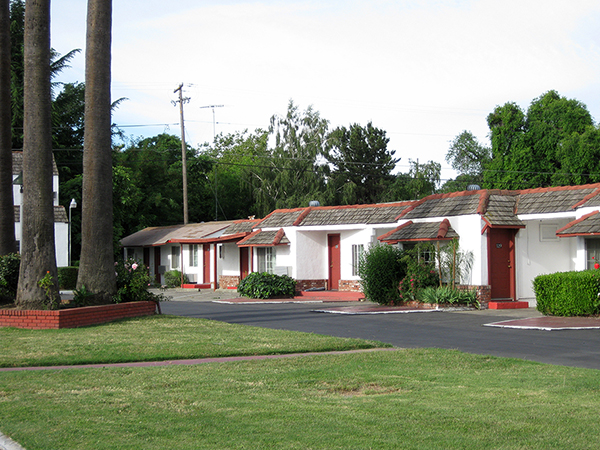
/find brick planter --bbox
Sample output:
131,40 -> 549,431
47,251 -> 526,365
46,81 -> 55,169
0,301 -> 158,330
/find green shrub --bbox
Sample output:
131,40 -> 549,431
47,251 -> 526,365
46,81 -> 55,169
0,253 -> 20,304
114,259 -> 154,303
58,267 -> 78,290
419,286 -> 479,307
358,244 -> 406,305
237,272 -> 296,299
534,270 -> 600,316
164,270 -> 189,288
399,243 -> 440,302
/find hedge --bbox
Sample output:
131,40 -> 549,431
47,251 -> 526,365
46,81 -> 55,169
237,272 -> 296,299
533,270 -> 600,316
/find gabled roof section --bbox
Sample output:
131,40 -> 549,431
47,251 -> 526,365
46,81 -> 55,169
237,229 -> 290,247
482,194 -> 524,227
222,219 -> 261,236
12,151 -> 58,176
120,220 -> 235,247
378,219 -> 458,244
256,202 -> 414,228
400,191 -> 483,219
14,205 -> 67,223
556,211 -> 600,237
515,184 -> 600,214
256,209 -> 305,228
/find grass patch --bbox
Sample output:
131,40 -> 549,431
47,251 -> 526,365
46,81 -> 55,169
1,349 -> 600,449
0,315 -> 387,368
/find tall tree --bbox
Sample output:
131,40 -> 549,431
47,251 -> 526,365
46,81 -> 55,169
325,122 -> 398,205
256,100 -> 328,213
77,0 -> 116,303
16,0 -> 58,308
0,0 -> 16,255
484,91 -> 594,189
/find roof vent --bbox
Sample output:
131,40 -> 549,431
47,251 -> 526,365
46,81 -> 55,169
308,200 -> 320,207
466,184 -> 481,191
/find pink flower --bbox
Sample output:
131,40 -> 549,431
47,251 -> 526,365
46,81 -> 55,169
132,263 -> 138,271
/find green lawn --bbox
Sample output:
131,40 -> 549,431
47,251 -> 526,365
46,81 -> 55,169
1,316 -> 600,449
0,315 -> 387,367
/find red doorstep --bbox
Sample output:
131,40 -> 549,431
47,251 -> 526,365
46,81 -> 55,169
488,301 -> 529,309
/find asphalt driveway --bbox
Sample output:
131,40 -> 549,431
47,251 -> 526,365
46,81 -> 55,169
159,289 -> 600,370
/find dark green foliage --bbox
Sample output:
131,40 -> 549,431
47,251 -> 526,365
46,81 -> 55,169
325,122 -> 398,205
164,270 -> 189,288
484,91 -> 596,189
72,284 -> 93,307
399,243 -> 440,301
534,270 -> 600,316
114,259 -> 153,303
237,272 -> 296,299
0,253 -> 19,303
418,286 -> 479,308
57,266 -> 78,290
358,244 -> 405,305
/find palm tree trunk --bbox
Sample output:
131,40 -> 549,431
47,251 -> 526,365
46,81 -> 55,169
0,0 -> 17,255
16,0 -> 59,309
77,0 -> 116,303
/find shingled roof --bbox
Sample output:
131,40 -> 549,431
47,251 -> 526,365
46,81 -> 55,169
378,219 -> 458,244
238,229 -> 290,247
120,221 -> 234,247
257,202 -> 414,228
222,219 -> 261,236
515,185 -> 600,214
557,211 -> 600,237
12,151 -> 59,176
14,206 -> 68,223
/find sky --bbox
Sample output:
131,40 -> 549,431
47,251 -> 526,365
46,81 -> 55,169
50,0 -> 600,182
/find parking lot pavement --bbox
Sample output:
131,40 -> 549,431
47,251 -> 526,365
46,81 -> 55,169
151,288 -> 242,302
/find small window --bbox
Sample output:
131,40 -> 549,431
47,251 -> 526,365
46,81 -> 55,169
189,244 -> 198,267
540,223 -> 559,242
257,247 -> 275,273
171,246 -> 180,269
126,248 -> 135,259
352,244 -> 364,276
586,239 -> 600,269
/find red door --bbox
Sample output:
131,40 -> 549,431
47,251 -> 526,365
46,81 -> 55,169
328,234 -> 341,290
203,245 -> 211,284
488,228 -> 516,300
240,247 -> 249,280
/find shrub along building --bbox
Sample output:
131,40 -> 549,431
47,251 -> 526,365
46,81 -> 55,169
120,183 -> 600,308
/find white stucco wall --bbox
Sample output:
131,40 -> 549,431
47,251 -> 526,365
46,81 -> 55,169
220,243 -> 241,276
295,229 -> 328,279
514,218 -> 576,300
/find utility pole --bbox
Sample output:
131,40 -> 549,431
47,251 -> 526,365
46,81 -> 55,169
173,84 -> 190,224
199,104 -> 224,140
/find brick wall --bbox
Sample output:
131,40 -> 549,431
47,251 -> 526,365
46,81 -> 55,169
0,301 -> 157,330
338,280 -> 361,292
219,275 -> 240,289
456,284 -> 491,309
295,279 -> 327,292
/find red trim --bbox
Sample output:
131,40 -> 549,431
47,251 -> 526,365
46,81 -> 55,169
293,207 -> 312,226
557,210 -> 600,237
437,219 -> 450,239
237,229 -> 261,246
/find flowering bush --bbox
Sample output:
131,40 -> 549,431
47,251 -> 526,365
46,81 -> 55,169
113,258 -> 153,303
399,243 -> 440,302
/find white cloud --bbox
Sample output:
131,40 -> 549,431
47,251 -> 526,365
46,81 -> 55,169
51,0 -> 600,180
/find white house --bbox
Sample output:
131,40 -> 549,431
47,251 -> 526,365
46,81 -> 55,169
12,151 -> 69,267
120,183 -> 600,307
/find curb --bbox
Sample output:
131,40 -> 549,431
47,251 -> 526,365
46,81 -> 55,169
0,432 -> 26,450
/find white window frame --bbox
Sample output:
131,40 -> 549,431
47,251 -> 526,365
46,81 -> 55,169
352,244 -> 364,276
171,246 -> 180,270
257,247 -> 275,274
189,244 -> 198,267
